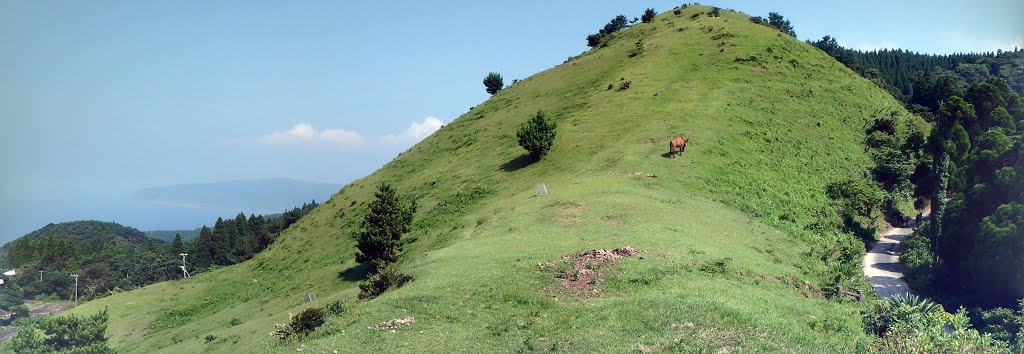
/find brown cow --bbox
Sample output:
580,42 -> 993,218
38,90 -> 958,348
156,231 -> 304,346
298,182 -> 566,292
668,136 -> 687,158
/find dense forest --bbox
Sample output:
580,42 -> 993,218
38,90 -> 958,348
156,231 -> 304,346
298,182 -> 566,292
0,201 -> 319,309
813,35 -> 1024,343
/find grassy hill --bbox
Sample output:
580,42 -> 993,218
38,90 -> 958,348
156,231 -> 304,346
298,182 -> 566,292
62,5 -> 913,353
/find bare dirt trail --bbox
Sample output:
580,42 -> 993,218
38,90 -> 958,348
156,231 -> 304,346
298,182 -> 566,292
862,209 -> 930,298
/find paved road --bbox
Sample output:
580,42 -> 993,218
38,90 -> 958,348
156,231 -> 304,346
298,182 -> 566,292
863,226 -> 914,298
862,210 -> 930,299
0,327 -> 17,342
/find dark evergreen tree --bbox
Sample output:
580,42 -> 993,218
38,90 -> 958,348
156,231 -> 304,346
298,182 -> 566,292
586,15 -> 629,48
767,12 -> 796,37
641,8 -> 656,23
169,234 -> 185,256
353,182 -> 417,273
516,110 -> 558,160
190,226 -> 215,269
483,72 -> 503,96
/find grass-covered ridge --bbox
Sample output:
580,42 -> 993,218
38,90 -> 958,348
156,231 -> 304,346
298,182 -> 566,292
63,5 -> 912,353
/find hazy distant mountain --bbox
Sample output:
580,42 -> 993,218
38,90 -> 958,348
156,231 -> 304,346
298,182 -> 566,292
144,228 -> 201,242
132,178 -> 339,214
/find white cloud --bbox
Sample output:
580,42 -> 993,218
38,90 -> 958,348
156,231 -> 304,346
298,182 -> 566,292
259,123 -> 363,145
385,116 -> 445,144
854,40 -> 902,52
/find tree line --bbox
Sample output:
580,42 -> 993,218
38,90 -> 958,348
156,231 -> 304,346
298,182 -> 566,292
816,33 -> 1024,348
0,201 -> 319,308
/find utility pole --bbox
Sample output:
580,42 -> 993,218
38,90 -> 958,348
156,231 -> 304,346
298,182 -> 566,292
71,274 -> 79,307
179,253 -> 190,278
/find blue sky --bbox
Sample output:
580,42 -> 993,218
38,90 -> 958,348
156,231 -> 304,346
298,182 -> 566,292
0,0 -> 1021,241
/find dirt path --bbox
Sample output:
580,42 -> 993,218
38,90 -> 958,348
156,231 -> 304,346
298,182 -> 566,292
862,210 -> 929,299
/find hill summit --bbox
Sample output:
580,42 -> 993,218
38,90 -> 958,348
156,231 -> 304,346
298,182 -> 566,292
70,5 -> 912,352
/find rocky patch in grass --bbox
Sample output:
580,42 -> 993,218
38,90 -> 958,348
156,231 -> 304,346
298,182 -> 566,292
372,317 -> 415,331
539,247 -> 639,297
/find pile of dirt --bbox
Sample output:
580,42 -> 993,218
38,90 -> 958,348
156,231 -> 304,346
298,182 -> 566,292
372,317 -> 415,330
539,247 -> 638,297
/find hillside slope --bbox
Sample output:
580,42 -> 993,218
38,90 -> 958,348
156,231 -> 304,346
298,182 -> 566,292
65,5 -> 912,353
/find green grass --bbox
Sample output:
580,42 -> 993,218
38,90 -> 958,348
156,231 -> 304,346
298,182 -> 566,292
49,5 -> 912,353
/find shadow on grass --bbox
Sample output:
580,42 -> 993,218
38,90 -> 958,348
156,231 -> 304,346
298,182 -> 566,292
338,263 -> 370,282
500,154 -> 534,172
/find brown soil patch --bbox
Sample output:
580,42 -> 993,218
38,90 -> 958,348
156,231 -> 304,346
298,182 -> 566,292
538,247 -> 638,297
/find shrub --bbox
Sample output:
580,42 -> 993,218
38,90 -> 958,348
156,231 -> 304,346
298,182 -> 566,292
324,299 -> 347,316
516,110 -> 558,160
900,228 -> 934,289
972,306 -> 1022,344
708,7 -> 721,17
204,334 -> 216,343
483,72 -> 504,96
619,80 -> 632,91
229,317 -> 242,326
628,39 -> 645,58
272,307 -> 325,340
673,8 -> 682,15
9,309 -> 111,353
358,263 -> 414,299
869,305 -> 1012,353
641,8 -> 656,23
10,304 -> 30,320
827,178 -> 884,220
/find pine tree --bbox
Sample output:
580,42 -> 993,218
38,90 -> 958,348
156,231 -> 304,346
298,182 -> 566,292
169,234 -> 185,255
354,182 -> 417,273
516,110 -> 558,160
190,226 -> 215,269
483,72 -> 504,95
641,8 -> 656,23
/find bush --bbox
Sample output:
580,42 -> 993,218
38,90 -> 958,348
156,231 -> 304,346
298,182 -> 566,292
673,8 -> 682,15
972,306 -> 1022,344
229,317 -> 242,326
324,299 -> 347,316
10,304 -> 30,320
870,305 -> 1012,353
628,39 -> 645,58
358,263 -> 414,299
483,72 -> 504,96
708,7 -> 721,17
900,228 -> 935,290
516,110 -> 558,160
827,178 -> 884,219
272,308 -> 325,340
641,8 -> 656,23
9,309 -> 111,353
